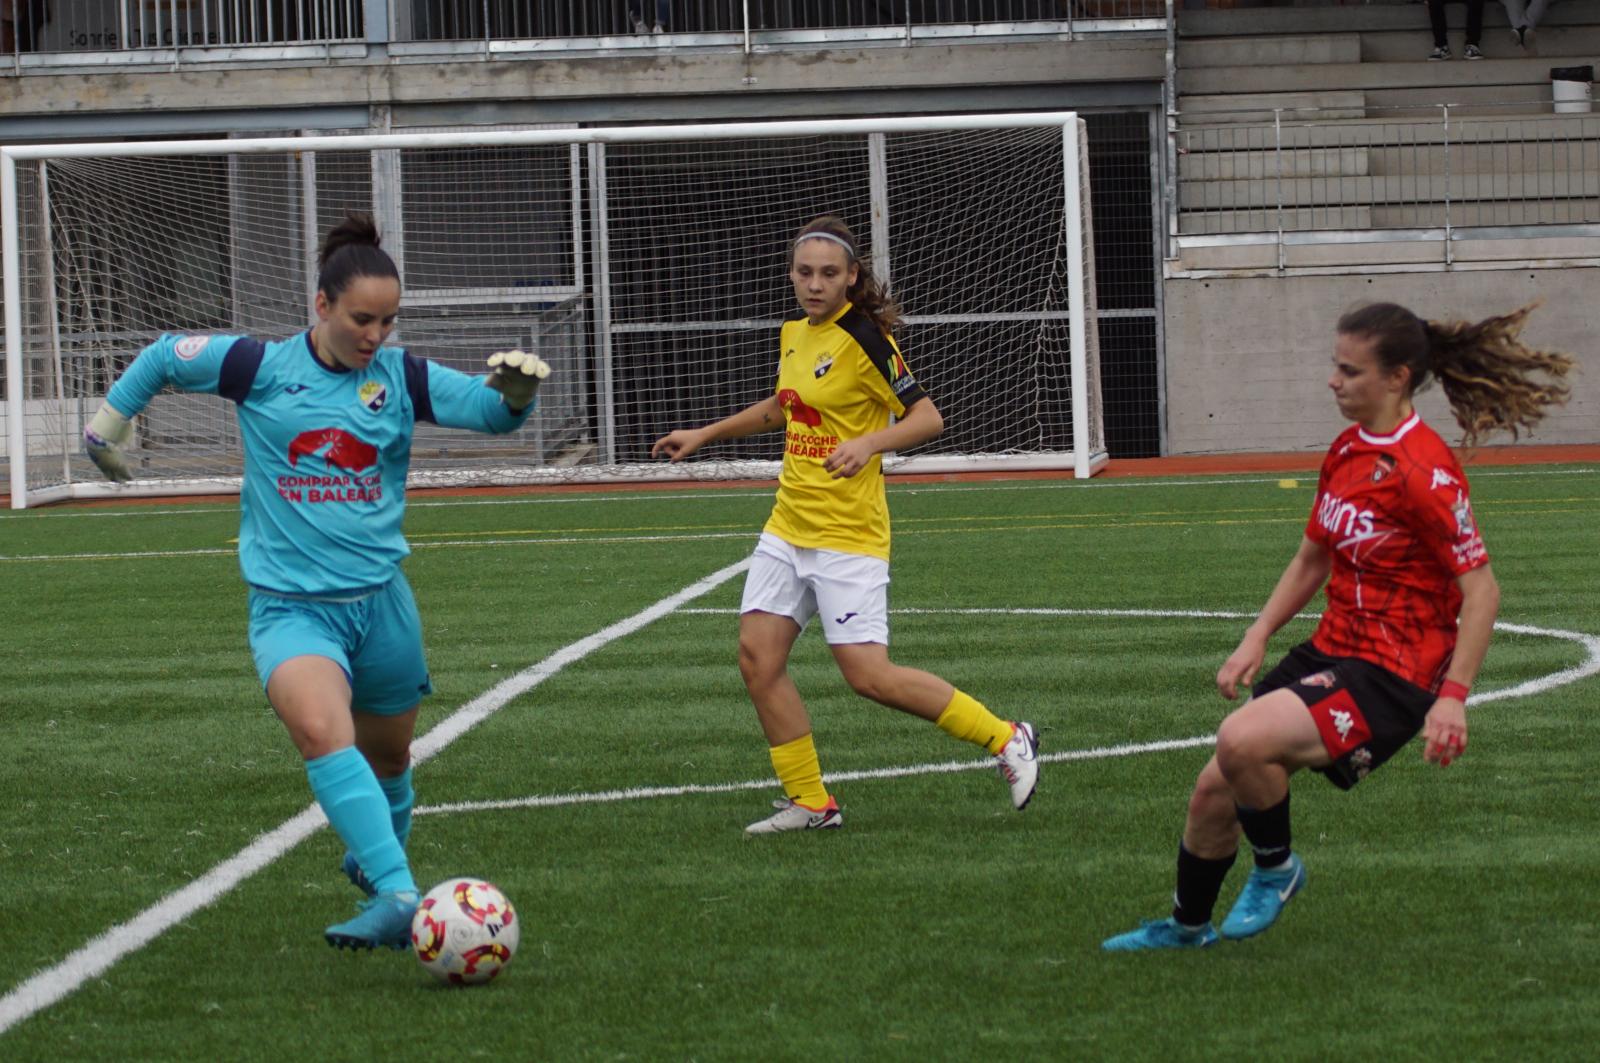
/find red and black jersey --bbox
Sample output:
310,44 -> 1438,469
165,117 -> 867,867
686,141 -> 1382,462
1304,413 -> 1489,690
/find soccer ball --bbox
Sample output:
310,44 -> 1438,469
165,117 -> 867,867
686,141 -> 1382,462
411,878 -> 520,986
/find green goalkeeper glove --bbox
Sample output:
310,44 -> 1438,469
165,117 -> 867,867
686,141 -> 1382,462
83,402 -> 134,483
485,350 -> 551,412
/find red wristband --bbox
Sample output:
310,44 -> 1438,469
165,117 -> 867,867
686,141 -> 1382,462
1438,680 -> 1470,702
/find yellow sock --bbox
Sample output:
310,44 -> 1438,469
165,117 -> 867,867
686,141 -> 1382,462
935,689 -> 1014,755
769,733 -> 831,810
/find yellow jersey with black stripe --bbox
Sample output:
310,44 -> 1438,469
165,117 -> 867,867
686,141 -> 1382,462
763,302 -> 928,560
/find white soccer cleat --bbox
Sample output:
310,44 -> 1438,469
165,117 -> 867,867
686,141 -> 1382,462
995,721 -> 1039,810
744,797 -> 842,835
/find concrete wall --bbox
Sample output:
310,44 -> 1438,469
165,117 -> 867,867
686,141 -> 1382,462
0,39 -> 1165,126
1164,267 -> 1598,454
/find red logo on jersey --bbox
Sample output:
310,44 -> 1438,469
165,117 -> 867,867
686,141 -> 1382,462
1305,688 -> 1373,759
1371,454 -> 1396,483
776,388 -> 822,428
287,428 -> 378,473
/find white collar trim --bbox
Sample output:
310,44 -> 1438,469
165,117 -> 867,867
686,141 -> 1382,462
1358,412 -> 1420,446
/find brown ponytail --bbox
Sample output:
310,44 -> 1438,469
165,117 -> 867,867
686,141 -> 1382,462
1337,301 -> 1575,446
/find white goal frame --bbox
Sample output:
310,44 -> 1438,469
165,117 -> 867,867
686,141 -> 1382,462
3,113 -> 1106,509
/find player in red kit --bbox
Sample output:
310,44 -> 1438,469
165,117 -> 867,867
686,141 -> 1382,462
1104,302 -> 1574,952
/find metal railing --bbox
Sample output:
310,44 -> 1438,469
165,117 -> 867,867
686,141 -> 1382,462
2,0 -> 1166,57
1173,104 -> 1600,265
398,2 -> 1169,42
11,2 -> 363,52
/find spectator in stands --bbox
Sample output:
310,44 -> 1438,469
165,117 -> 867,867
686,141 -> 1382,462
628,0 -> 670,34
1501,0 -> 1552,49
1427,0 -> 1485,61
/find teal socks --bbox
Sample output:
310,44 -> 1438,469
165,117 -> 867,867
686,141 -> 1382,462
306,747 -> 416,896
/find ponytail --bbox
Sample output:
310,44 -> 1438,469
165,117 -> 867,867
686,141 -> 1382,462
317,211 -> 399,301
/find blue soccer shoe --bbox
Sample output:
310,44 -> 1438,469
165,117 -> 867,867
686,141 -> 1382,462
1102,917 -> 1220,952
1220,852 -> 1305,940
324,891 -> 419,951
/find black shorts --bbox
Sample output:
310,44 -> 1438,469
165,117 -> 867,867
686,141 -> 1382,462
1252,641 -> 1436,791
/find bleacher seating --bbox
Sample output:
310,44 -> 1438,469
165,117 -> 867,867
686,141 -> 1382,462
1173,1 -> 1600,269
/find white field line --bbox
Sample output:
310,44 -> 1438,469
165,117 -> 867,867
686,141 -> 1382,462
2,602 -> 1596,1037
0,558 -> 750,1037
420,613 -> 1600,821
2,464 -> 1590,521
416,735 -> 1222,818
680,607 -> 1600,706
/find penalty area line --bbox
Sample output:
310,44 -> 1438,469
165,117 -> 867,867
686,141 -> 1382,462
0,557 -> 751,1039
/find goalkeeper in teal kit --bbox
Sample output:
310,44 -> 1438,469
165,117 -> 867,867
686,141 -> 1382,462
83,212 -> 550,951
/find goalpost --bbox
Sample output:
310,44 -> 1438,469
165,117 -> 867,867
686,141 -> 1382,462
2,113 -> 1106,509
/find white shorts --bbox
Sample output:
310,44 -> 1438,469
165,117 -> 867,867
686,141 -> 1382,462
740,532 -> 890,646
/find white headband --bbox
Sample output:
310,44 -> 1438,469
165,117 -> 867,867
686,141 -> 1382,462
794,231 -> 856,259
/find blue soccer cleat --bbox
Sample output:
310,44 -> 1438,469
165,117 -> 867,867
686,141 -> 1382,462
1101,917 -> 1219,952
1220,852 -> 1305,940
324,891 -> 419,951
341,852 -> 378,898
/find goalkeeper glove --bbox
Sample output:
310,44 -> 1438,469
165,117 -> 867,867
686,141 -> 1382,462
83,402 -> 134,483
485,349 -> 551,412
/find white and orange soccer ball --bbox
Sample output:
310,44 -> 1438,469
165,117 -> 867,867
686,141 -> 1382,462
410,878 -> 520,986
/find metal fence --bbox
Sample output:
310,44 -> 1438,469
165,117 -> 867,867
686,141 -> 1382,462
4,1 -> 1165,54
13,2 -> 363,51
1177,107 -> 1600,237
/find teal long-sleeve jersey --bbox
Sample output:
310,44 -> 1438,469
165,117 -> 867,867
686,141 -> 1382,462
106,331 -> 534,595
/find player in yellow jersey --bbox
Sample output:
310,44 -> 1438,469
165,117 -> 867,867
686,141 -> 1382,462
652,215 -> 1039,834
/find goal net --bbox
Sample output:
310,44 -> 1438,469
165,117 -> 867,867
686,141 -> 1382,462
2,114 -> 1104,508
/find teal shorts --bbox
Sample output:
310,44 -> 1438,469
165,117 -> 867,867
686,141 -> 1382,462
247,570 -> 433,716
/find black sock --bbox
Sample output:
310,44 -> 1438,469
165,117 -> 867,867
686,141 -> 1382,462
1235,793 -> 1292,870
1172,843 -> 1237,928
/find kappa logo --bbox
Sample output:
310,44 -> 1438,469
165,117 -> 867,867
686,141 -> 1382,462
1330,708 -> 1356,742
1431,467 -> 1460,491
358,380 -> 388,413
174,335 -> 209,361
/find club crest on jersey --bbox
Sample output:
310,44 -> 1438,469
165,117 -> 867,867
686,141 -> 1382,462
358,380 -> 388,413
1371,453 -> 1396,483
175,335 -> 209,361
1301,670 -> 1337,689
813,354 -> 834,379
